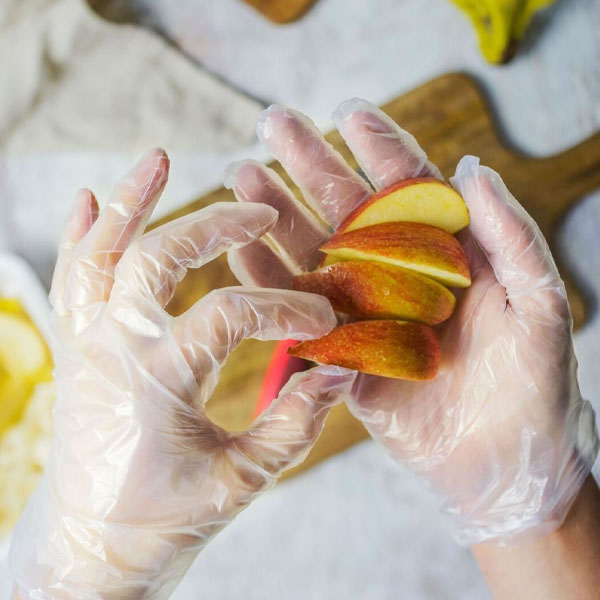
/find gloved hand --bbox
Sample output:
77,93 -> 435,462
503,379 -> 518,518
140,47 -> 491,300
225,99 -> 599,546
9,149 -> 355,599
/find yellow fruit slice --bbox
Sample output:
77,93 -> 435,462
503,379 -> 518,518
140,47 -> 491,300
0,299 -> 52,437
0,312 -> 48,375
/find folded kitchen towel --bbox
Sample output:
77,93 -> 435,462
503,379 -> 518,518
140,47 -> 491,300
0,0 -> 261,154
0,0 -> 262,285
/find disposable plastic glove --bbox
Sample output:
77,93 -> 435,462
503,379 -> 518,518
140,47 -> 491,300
225,99 -> 598,545
9,149 -> 355,599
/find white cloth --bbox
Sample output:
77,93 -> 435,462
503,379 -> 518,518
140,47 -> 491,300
0,0 -> 262,285
0,0 -> 260,155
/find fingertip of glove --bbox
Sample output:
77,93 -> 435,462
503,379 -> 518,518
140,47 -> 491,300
283,364 -> 357,404
451,155 -> 481,183
295,293 -> 338,337
256,104 -> 287,143
71,188 -> 99,229
223,159 -> 265,192
299,365 -> 358,402
223,160 -> 244,190
281,306 -> 336,341
451,156 -> 517,223
138,147 -> 170,171
451,156 -> 506,203
257,105 -> 322,150
252,202 -> 279,229
225,199 -> 279,230
332,97 -> 377,128
124,148 -> 170,200
311,364 -> 356,378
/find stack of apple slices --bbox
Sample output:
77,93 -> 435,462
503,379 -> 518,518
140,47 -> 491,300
288,178 -> 471,381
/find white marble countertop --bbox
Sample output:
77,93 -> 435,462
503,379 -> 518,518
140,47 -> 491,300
1,0 -> 599,598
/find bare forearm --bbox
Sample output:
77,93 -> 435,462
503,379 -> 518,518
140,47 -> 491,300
473,476 -> 600,600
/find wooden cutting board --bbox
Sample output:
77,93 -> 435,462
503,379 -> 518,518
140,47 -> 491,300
241,0 -> 318,23
155,73 -> 600,479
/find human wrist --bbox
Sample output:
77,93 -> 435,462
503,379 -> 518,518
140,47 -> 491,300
472,475 -> 600,600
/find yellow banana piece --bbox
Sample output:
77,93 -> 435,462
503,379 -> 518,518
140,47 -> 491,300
0,298 -> 53,438
513,0 -> 557,40
448,0 -> 557,64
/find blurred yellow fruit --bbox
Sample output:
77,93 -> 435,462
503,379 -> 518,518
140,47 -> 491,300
0,298 -> 52,438
448,0 -> 558,64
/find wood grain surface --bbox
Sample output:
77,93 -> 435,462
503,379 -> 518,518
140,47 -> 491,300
241,0 -> 318,23
154,73 -> 600,479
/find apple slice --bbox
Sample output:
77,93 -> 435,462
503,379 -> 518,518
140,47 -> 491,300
255,339 -> 309,418
320,222 -> 471,288
288,320 -> 440,380
339,178 -> 469,234
321,222 -> 471,287
292,262 -> 455,325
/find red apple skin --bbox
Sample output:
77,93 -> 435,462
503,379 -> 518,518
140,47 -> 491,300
338,177 -> 470,234
320,221 -> 471,288
292,261 -> 455,325
255,339 -> 309,418
288,320 -> 441,381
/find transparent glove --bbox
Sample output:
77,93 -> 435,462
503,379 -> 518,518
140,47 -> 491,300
9,149 -> 355,599
225,99 -> 598,546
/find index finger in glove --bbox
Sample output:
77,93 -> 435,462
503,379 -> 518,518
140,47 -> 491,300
224,159 -> 329,287
175,287 -> 338,402
451,156 -> 568,319
108,202 -> 278,329
224,160 -> 329,272
333,98 -> 443,189
66,148 -> 169,311
257,105 -> 372,229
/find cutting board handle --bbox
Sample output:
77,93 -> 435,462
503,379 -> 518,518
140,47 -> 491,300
535,132 -> 600,213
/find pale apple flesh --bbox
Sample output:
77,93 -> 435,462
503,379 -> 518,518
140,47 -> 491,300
339,178 -> 470,234
321,221 -> 471,288
288,320 -> 440,380
292,261 -> 456,325
318,252 -> 344,268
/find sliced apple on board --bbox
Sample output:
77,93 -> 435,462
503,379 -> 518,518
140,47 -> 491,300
339,178 -> 470,234
292,261 -> 455,325
289,320 -> 440,381
320,221 -> 471,288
